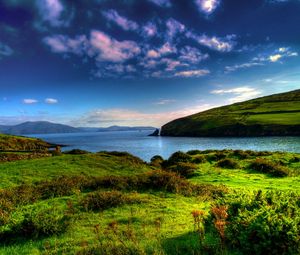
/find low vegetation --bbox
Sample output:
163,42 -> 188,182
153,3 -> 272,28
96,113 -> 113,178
0,149 -> 299,254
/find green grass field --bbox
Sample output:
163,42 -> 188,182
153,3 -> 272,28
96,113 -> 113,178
0,149 -> 299,254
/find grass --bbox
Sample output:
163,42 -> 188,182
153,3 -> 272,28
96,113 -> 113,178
161,89 -> 300,136
0,149 -> 299,254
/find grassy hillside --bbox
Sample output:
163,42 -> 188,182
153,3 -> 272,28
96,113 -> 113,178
161,89 -> 300,137
0,134 -> 51,152
0,150 -> 299,254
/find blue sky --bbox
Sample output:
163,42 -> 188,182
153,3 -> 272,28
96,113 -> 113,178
0,0 -> 299,127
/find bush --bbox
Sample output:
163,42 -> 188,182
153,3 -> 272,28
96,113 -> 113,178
216,158 -> 239,169
249,159 -> 288,177
221,191 -> 300,255
232,150 -> 250,159
187,150 -> 202,155
80,191 -> 141,211
64,149 -> 89,155
150,155 -> 164,167
290,156 -> 300,163
192,155 -> 206,164
167,162 -> 198,178
1,208 -> 71,241
167,151 -> 192,165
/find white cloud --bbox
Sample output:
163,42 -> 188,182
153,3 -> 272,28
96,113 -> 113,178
179,46 -> 209,64
70,104 -> 213,127
175,69 -> 210,77
43,35 -> 87,54
211,86 -> 262,103
269,54 -> 282,62
89,30 -> 141,62
23,99 -> 38,104
0,42 -> 14,57
147,0 -> 172,8
194,0 -> 221,14
166,18 -> 185,40
142,22 -> 157,37
225,62 -> 264,73
36,0 -> 69,27
102,9 -> 138,31
187,32 -> 236,52
154,99 -> 176,105
45,98 -> 58,104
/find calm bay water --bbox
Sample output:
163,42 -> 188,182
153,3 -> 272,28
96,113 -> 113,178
29,131 -> 300,161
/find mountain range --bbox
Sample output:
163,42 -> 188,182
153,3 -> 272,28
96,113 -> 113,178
0,121 -> 156,135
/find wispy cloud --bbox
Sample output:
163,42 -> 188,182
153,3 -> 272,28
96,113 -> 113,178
89,30 -> 141,62
166,18 -> 185,40
187,32 -> 236,52
211,86 -> 262,103
70,104 -> 213,127
36,0 -> 69,27
45,98 -> 58,104
43,35 -> 87,54
194,0 -> 221,15
0,42 -> 14,57
179,46 -> 209,64
147,0 -> 172,8
154,99 -> 176,105
225,62 -> 264,73
175,69 -> 210,77
142,22 -> 158,37
102,9 -> 138,31
23,99 -> 38,104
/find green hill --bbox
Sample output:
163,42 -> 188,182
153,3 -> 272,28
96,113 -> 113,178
0,134 -> 51,152
161,89 -> 300,137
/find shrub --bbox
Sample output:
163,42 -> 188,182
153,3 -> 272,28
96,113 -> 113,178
167,151 -> 192,165
150,155 -> 164,167
187,150 -> 202,156
290,156 -> 300,163
216,158 -> 239,169
222,191 -> 300,255
64,149 -> 89,155
1,208 -> 71,241
80,191 -> 141,211
232,150 -> 250,159
249,159 -> 288,177
192,155 -> 206,164
167,162 -> 198,178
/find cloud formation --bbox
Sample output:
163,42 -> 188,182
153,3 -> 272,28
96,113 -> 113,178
211,86 -> 262,103
45,98 -> 58,104
0,42 -> 13,57
194,0 -> 221,14
148,0 -> 172,8
36,0 -> 68,27
175,69 -> 210,77
23,99 -> 38,104
102,9 -> 138,31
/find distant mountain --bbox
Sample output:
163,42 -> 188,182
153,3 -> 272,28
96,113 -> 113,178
97,126 -> 156,132
0,121 -> 80,135
159,89 -> 300,137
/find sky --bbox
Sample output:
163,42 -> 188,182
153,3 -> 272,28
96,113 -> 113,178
0,0 -> 300,127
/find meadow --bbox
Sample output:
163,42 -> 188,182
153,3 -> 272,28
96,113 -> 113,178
0,149 -> 299,254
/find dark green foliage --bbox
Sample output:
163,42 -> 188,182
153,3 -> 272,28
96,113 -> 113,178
186,150 -> 202,155
249,159 -> 289,177
290,156 -> 300,163
192,155 -> 206,164
216,158 -> 239,169
80,191 -> 142,211
1,208 -> 71,241
232,150 -> 250,159
101,151 -> 145,165
167,151 -> 193,165
167,162 -> 198,178
150,155 -> 164,167
64,149 -> 89,155
220,191 -> 300,255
